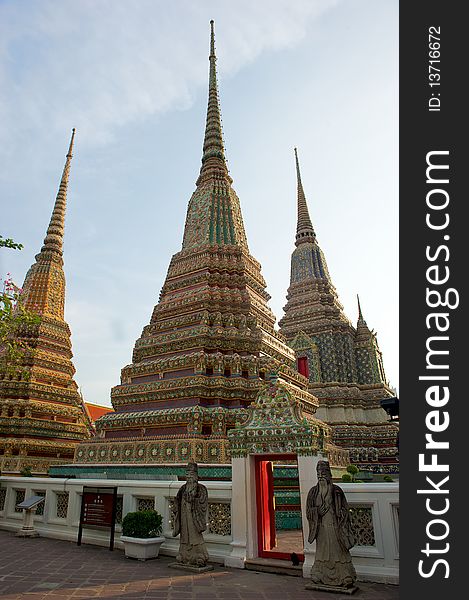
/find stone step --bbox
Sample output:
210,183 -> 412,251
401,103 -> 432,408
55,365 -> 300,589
245,557 -> 303,577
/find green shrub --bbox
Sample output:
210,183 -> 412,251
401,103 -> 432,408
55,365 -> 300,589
20,466 -> 33,477
343,464 -> 360,482
341,473 -> 353,483
383,475 -> 394,482
122,510 -> 163,538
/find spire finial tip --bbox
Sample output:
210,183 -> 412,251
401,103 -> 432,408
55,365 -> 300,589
357,294 -> 364,319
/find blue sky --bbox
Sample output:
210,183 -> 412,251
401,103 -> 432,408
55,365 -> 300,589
1,0 -> 398,405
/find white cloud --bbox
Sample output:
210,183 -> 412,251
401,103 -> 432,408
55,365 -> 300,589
0,0 -> 338,150
1,0 -> 398,402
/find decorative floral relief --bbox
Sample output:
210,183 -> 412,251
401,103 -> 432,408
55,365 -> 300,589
55,492 -> 69,519
349,505 -> 375,546
208,502 -> 231,536
137,497 -> 155,512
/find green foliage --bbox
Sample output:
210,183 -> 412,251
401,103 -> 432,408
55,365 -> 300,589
1,238 -> 40,376
341,473 -> 353,483
122,510 -> 163,538
20,466 -> 33,477
383,475 -> 394,482
0,236 -> 23,251
344,464 -> 359,482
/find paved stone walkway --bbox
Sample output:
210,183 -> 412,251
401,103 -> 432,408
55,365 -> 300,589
0,531 -> 398,600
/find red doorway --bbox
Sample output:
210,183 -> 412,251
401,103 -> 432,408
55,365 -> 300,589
254,454 -> 304,562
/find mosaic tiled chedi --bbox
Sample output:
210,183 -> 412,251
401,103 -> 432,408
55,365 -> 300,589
0,130 -> 93,476
74,23 -> 344,469
278,149 -> 398,473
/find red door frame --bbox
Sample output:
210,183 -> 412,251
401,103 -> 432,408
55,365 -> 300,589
256,459 -> 276,551
254,454 -> 304,562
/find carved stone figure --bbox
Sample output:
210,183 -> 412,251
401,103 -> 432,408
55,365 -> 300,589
306,460 -> 357,591
173,461 -> 210,568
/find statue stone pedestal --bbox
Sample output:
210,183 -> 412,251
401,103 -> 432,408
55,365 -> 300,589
169,562 -> 214,573
16,507 -> 39,538
305,583 -> 358,595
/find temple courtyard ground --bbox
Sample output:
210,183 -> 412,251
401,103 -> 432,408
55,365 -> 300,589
0,531 -> 398,600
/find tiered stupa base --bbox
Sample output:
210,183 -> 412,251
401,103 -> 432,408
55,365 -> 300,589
67,402 -> 348,474
312,383 -> 399,474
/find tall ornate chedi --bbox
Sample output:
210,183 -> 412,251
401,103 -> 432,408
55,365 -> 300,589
279,149 -> 398,473
0,130 -> 92,475
75,23 -> 345,468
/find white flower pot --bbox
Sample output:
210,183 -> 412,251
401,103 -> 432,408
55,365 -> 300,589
120,536 -> 165,561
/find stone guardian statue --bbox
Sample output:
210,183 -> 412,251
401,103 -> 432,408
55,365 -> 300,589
172,461 -> 212,570
306,460 -> 358,593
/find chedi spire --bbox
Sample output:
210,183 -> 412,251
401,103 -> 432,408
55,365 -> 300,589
22,129 -> 76,317
40,128 -> 75,259
0,128 -> 92,476
294,147 -> 316,245
357,294 -> 367,326
279,151 -> 397,474
355,294 -> 373,341
70,22 -> 334,473
197,20 -> 230,185
182,20 -> 248,251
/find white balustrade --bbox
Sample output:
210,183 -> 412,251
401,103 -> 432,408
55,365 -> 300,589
0,476 -> 398,582
0,476 -> 232,563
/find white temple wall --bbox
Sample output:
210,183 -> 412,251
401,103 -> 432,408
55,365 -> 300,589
0,477 -> 232,564
0,476 -> 398,583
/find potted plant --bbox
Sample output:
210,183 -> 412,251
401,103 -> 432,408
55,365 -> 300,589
120,510 -> 164,561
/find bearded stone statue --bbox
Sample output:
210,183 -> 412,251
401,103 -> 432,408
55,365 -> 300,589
173,461 -> 210,569
306,460 -> 357,591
